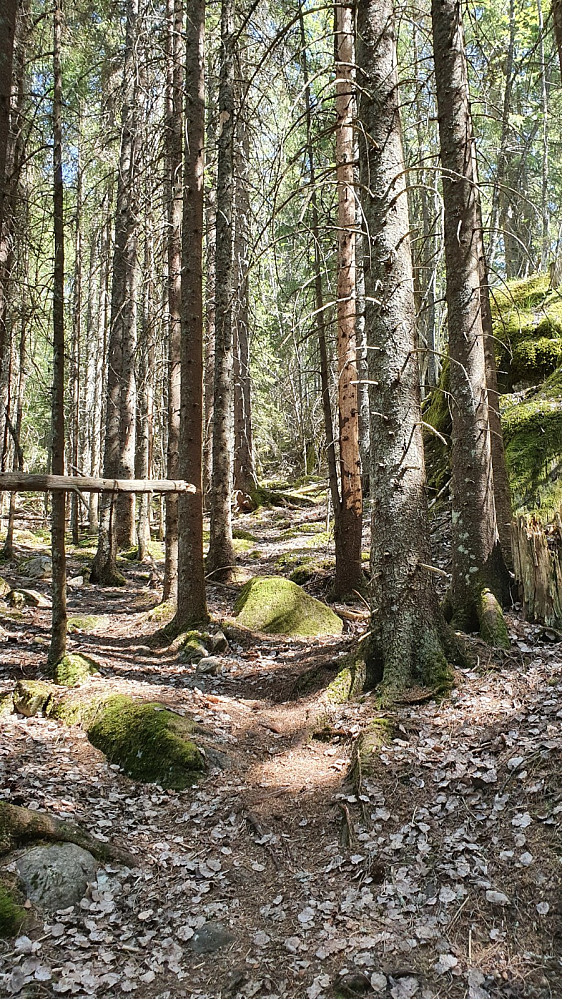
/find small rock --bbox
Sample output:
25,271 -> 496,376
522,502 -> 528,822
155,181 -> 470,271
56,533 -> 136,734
67,576 -> 84,588
0,575 -> 11,598
196,656 -> 221,675
21,555 -> 52,579
209,630 -> 228,653
190,920 -> 233,954
8,589 -> 51,609
16,844 -> 98,912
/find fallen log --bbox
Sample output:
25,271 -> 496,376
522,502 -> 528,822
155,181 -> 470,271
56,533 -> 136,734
0,800 -> 136,867
0,473 -> 195,494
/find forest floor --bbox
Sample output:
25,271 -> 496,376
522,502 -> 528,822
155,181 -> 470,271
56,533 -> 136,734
0,494 -> 561,999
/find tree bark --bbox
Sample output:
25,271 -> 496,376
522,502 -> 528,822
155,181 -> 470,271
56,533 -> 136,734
70,136 -> 82,545
172,0 -> 208,628
0,0 -> 17,233
163,0 -> 183,600
49,0 -> 67,666
92,0 -> 140,585
233,69 -> 257,499
553,0 -> 562,78
207,0 -> 236,582
334,0 -> 363,598
431,0 -> 510,643
357,0 -> 454,694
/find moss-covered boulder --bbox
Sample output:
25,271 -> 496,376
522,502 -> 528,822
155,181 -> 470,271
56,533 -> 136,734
87,696 -> 205,789
502,366 -> 562,515
178,629 -> 212,664
13,680 -> 53,717
234,576 -> 343,636
53,653 -> 99,687
0,577 -> 10,599
68,615 -> 107,633
491,274 -> 562,390
0,880 -> 26,938
0,692 -> 13,717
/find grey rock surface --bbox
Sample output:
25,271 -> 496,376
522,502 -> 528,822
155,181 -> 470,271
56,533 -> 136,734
195,656 -> 221,675
190,920 -> 233,953
16,843 -> 98,911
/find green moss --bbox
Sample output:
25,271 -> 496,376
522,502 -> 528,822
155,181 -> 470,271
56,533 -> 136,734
477,588 -> 510,649
13,680 -> 54,717
53,653 -> 99,687
87,695 -> 204,789
325,648 -> 367,702
492,274 -> 562,389
68,615 -> 107,633
353,717 -> 396,782
0,692 -> 13,716
232,528 -> 257,542
502,367 -> 562,516
146,600 -> 175,624
232,537 -> 256,554
178,629 -> 211,663
47,693 -> 107,728
416,627 -> 455,692
234,576 -> 343,636
0,881 -> 26,938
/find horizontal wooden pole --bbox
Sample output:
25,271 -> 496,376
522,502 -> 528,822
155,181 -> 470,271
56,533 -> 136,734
0,473 -> 196,494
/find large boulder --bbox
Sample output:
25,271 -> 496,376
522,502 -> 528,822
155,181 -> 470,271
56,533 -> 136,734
234,575 -> 343,637
16,843 -> 97,911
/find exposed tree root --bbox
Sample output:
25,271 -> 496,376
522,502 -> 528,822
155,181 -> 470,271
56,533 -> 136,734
0,801 -> 136,866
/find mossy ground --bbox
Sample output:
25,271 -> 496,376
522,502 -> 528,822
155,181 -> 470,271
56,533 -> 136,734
0,880 -> 26,938
68,615 -> 107,633
501,366 -> 562,516
234,576 -> 343,637
491,274 -> 562,389
87,695 -> 204,789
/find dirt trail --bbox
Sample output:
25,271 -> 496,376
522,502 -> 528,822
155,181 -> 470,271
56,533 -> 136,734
0,504 -> 561,998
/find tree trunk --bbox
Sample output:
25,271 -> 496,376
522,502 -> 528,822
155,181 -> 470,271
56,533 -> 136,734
553,0 -> 562,78
233,72 -> 256,499
334,0 -> 363,598
136,221 -> 155,561
431,0 -> 510,644
0,0 -> 17,232
2,255 -> 26,560
49,0 -> 67,666
357,0 -> 454,695
207,0 -> 236,583
92,0 -> 140,585
162,0 -> 183,601
298,3 -> 340,521
70,139 -> 82,545
172,0 -> 208,629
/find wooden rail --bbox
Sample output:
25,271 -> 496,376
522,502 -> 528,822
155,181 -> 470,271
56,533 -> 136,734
0,473 -> 195,494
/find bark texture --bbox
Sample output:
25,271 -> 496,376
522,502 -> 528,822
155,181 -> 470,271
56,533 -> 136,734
334,1 -> 363,598
49,0 -> 67,666
92,0 -> 140,585
207,0 -> 236,582
0,0 -> 17,231
172,0 -> 208,628
431,0 -> 510,642
358,0 -> 453,694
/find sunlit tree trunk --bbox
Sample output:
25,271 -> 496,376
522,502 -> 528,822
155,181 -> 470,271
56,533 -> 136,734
163,0 -> 183,600
358,0 -> 453,694
70,138 -> 82,544
431,0 -> 510,644
0,0 -> 17,233
92,0 -> 140,584
49,0 -> 67,666
172,0 -> 208,628
207,0 -> 236,582
334,0 -> 363,597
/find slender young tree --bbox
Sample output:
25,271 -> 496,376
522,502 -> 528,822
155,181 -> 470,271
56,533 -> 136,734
162,0 -> 183,601
334,0 -> 363,597
92,0 -> 140,584
0,0 -> 17,232
171,0 -> 208,629
357,0 -> 454,693
49,0 -> 67,665
431,0 -> 510,644
206,0 -> 236,582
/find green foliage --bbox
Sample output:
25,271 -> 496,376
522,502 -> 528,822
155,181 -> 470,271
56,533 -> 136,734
502,366 -> 562,515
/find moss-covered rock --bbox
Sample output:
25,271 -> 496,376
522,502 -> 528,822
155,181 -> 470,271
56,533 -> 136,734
353,717 -> 396,784
234,576 -> 343,636
0,577 -> 10,599
13,680 -> 54,717
87,696 -> 204,789
53,653 -> 99,687
178,629 -> 212,664
0,692 -> 13,717
502,366 -> 562,516
492,274 -> 562,389
0,880 -> 26,938
68,615 -> 107,633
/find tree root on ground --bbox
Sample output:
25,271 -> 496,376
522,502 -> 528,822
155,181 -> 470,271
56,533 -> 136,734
0,800 -> 136,866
